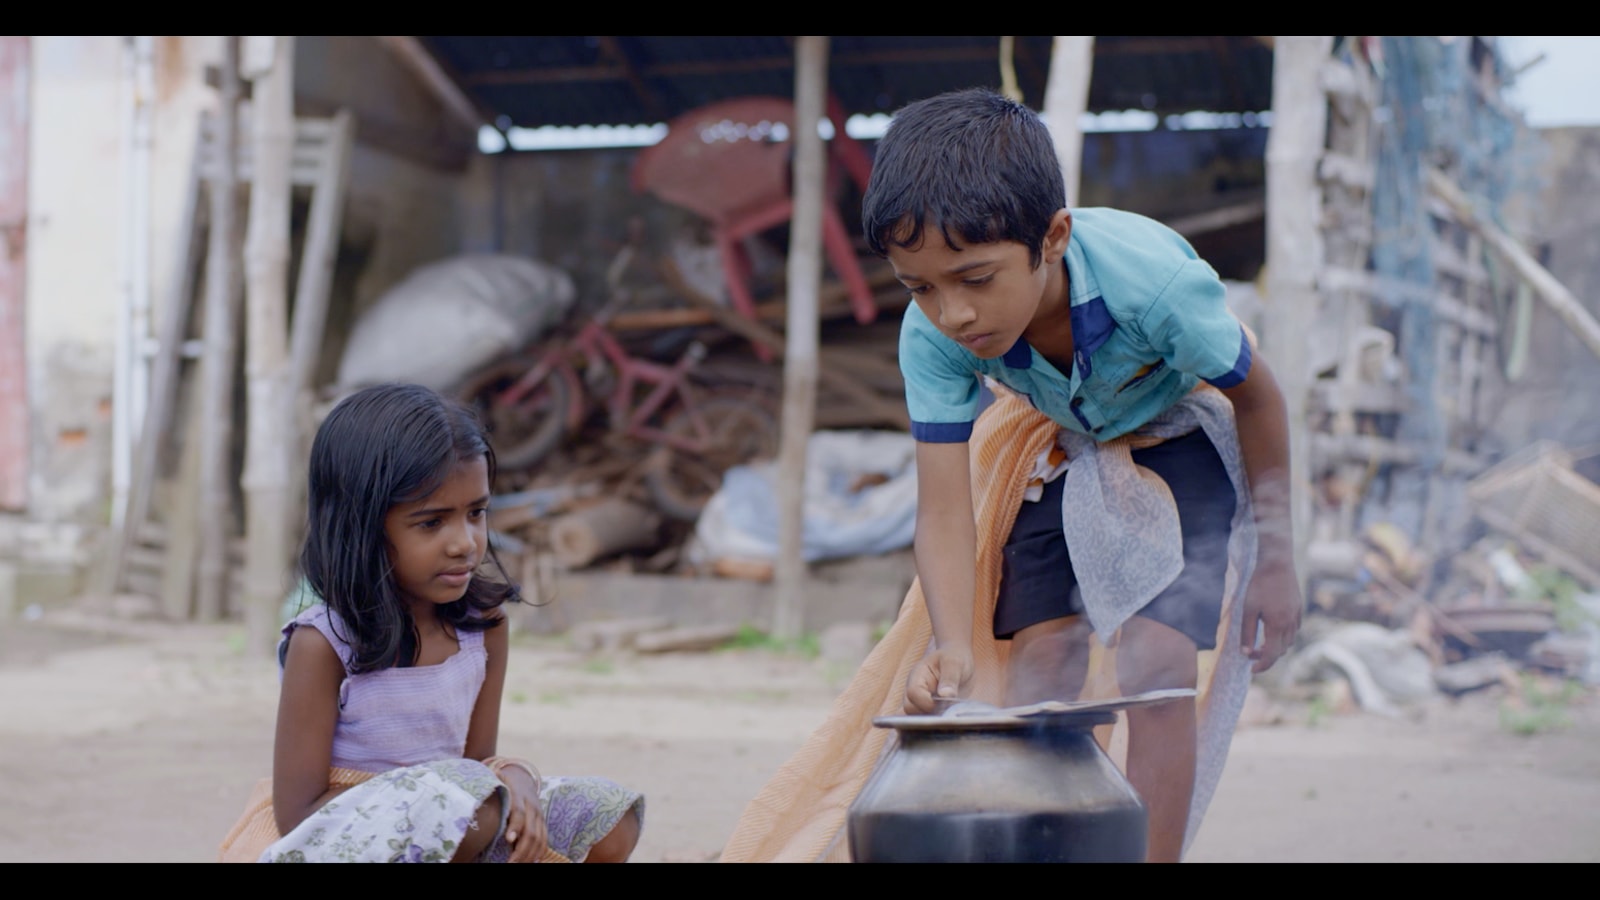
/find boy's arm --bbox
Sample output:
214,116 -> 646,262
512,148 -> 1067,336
906,440 -> 979,712
1219,350 -> 1303,673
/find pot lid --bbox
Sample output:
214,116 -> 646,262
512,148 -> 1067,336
873,688 -> 1199,731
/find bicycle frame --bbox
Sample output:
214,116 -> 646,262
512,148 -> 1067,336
491,311 -> 715,456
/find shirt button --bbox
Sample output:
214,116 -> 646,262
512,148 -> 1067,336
1071,397 -> 1083,408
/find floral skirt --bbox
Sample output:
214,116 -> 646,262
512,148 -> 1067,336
222,759 -> 644,863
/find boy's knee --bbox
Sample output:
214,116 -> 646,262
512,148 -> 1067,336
1115,619 -> 1199,694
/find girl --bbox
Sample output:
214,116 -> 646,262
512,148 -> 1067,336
219,382 -> 644,863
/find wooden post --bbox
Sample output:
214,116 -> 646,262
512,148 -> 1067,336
772,36 -> 828,642
194,36 -> 242,623
241,36 -> 295,656
1043,36 -> 1094,207
1263,36 -> 1332,597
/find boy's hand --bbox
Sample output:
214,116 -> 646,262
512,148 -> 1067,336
904,645 -> 975,714
1241,557 -> 1302,674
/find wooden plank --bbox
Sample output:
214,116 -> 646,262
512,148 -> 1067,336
1318,152 -> 1374,193
1309,432 -> 1487,476
94,119 -> 208,599
1311,379 -> 1407,415
1166,197 -> 1265,238
287,109 -> 355,403
1319,266 -> 1498,336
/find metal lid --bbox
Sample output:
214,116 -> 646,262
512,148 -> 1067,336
873,688 -> 1198,732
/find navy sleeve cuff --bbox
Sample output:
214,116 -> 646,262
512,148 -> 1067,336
910,420 -> 974,443
1203,326 -> 1253,390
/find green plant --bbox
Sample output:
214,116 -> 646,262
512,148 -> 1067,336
719,623 -> 820,659
579,658 -> 615,675
1518,565 -> 1594,633
1305,693 -> 1332,729
1499,673 -> 1586,736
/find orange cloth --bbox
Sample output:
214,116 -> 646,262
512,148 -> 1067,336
719,384 -> 1255,862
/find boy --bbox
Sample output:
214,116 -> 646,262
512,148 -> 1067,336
868,88 -> 1303,862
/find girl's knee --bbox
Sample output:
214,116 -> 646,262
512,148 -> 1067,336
583,806 -> 641,863
452,792 -> 503,863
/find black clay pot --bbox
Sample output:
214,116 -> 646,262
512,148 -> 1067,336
846,694 -> 1188,863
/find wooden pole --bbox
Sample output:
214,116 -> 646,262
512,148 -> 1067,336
772,36 -> 828,642
194,36 -> 242,623
241,36 -> 295,656
1262,35 -> 1333,597
1042,36 -> 1094,207
1426,166 -> 1600,361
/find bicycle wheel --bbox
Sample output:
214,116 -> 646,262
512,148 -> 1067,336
644,391 -> 779,522
456,357 -> 573,472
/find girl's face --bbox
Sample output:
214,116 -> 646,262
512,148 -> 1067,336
382,454 -> 491,618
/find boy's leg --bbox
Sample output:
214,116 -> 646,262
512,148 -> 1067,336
1116,429 -> 1237,862
1005,614 -> 1093,706
996,472 -> 1093,707
1113,617 -> 1199,864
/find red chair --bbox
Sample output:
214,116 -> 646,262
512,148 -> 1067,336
632,95 -> 877,360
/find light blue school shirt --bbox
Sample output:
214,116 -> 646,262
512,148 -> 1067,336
899,206 -> 1252,443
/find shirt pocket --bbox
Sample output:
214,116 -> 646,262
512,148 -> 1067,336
1114,358 -> 1167,395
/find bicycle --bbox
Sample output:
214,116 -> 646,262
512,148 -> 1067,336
457,241 -> 779,522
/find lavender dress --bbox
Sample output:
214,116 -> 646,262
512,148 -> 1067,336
260,605 -> 643,863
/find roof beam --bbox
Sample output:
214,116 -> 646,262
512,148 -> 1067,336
595,36 -> 668,123
376,36 -> 492,131
460,37 -> 1238,88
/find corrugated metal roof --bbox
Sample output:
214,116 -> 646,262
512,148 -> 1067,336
417,36 -> 1275,129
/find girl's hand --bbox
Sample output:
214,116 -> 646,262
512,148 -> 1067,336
497,766 -> 549,863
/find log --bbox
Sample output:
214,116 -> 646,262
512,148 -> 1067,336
549,499 -> 662,569
634,624 -> 743,654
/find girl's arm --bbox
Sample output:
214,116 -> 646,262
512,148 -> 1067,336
464,612 -> 549,863
904,440 -> 978,712
271,626 -> 345,835
463,611 -> 508,761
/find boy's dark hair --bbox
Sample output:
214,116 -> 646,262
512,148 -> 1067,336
300,382 -> 520,674
862,88 -> 1066,269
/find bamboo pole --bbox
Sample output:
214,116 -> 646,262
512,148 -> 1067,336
1042,36 -> 1094,207
242,36 -> 295,655
194,37 -> 242,623
1426,167 -> 1600,361
772,36 -> 828,642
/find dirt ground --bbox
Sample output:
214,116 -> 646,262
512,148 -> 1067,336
1,603 -> 1597,864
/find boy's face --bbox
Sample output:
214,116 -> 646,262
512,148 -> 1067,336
887,210 -> 1072,360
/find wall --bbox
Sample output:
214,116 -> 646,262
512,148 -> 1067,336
1487,125 -> 1600,456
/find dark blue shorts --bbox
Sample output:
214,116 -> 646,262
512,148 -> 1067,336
993,429 -> 1237,650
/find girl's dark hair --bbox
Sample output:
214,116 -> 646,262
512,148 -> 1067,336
862,88 -> 1066,269
300,382 -> 519,673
